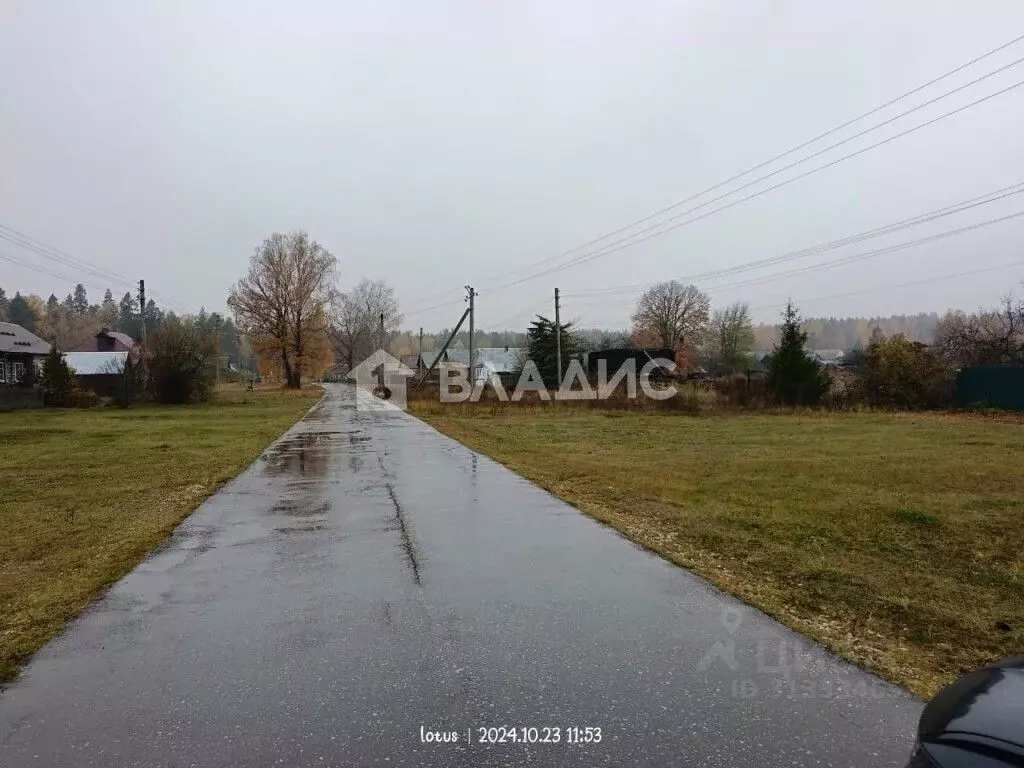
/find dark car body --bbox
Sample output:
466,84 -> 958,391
908,656 -> 1024,767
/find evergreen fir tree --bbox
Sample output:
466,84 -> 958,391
526,315 -> 577,387
767,301 -> 830,406
72,283 -> 89,314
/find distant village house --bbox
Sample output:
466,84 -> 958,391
0,322 -> 50,385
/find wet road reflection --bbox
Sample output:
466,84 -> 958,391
0,384 -> 923,768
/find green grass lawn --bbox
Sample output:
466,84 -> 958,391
0,385 -> 321,683
412,402 -> 1024,698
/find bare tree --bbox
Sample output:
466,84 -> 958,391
935,289 -> 1024,367
631,281 -> 710,350
227,231 -> 336,388
708,301 -> 755,374
329,279 -> 402,374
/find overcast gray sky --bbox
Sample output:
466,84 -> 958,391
3,0 -> 1024,330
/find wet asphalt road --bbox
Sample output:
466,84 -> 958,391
1,384 -> 922,767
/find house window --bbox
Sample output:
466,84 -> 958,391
0,362 -> 6,384
13,361 -> 24,382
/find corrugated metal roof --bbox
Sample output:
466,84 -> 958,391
475,347 -> 522,373
65,351 -> 129,375
444,348 -> 470,365
0,322 -> 51,355
811,349 -> 846,361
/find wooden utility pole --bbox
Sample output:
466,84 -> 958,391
214,315 -> 222,385
418,326 -> 424,374
414,306 -> 471,392
377,311 -> 386,392
554,287 -> 561,384
236,329 -> 245,392
465,285 -> 476,387
138,279 -> 147,347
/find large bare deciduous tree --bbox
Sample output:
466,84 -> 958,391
228,231 -> 336,388
329,279 -> 402,374
631,280 -> 710,353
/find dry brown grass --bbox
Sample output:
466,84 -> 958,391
412,402 -> 1024,698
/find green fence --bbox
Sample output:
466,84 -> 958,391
956,366 -> 1024,411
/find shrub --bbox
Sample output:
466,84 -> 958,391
68,388 -> 101,408
856,333 -> 953,409
146,317 -> 218,404
670,382 -> 703,413
711,373 -> 770,408
41,346 -> 76,406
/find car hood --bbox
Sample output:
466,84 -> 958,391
919,655 -> 1024,762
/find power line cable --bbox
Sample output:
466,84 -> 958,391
703,208 -> 1024,293
568,260 -> 1024,326
0,230 -> 140,292
562,180 -> 1024,297
0,250 -> 107,289
0,223 -> 192,312
481,298 -> 552,331
497,77 -> 1024,290
488,74 -> 1024,291
750,259 -> 1024,312
473,33 -> 1024,287
0,224 -> 138,284
402,295 -> 466,318
562,209 -> 1024,313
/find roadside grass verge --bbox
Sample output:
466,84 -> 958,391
411,402 -> 1024,698
0,385 -> 321,684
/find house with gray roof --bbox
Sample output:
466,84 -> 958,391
474,347 -> 523,386
413,346 -> 524,386
0,322 -> 50,385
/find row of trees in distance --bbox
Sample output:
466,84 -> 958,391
0,283 -> 249,367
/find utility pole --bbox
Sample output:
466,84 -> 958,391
418,326 -> 424,374
214,315 -> 222,385
377,311 -> 386,392
414,306 -> 471,393
138,279 -> 147,347
465,285 -> 476,386
236,329 -> 245,392
554,286 -> 562,384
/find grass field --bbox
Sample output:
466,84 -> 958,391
412,402 -> 1024,698
0,385 -> 321,684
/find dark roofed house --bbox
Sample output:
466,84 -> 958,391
585,348 -> 676,379
0,322 -> 50,386
69,328 -> 137,353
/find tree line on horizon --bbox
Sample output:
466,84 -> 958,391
0,283 -> 248,365
386,313 -> 941,362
